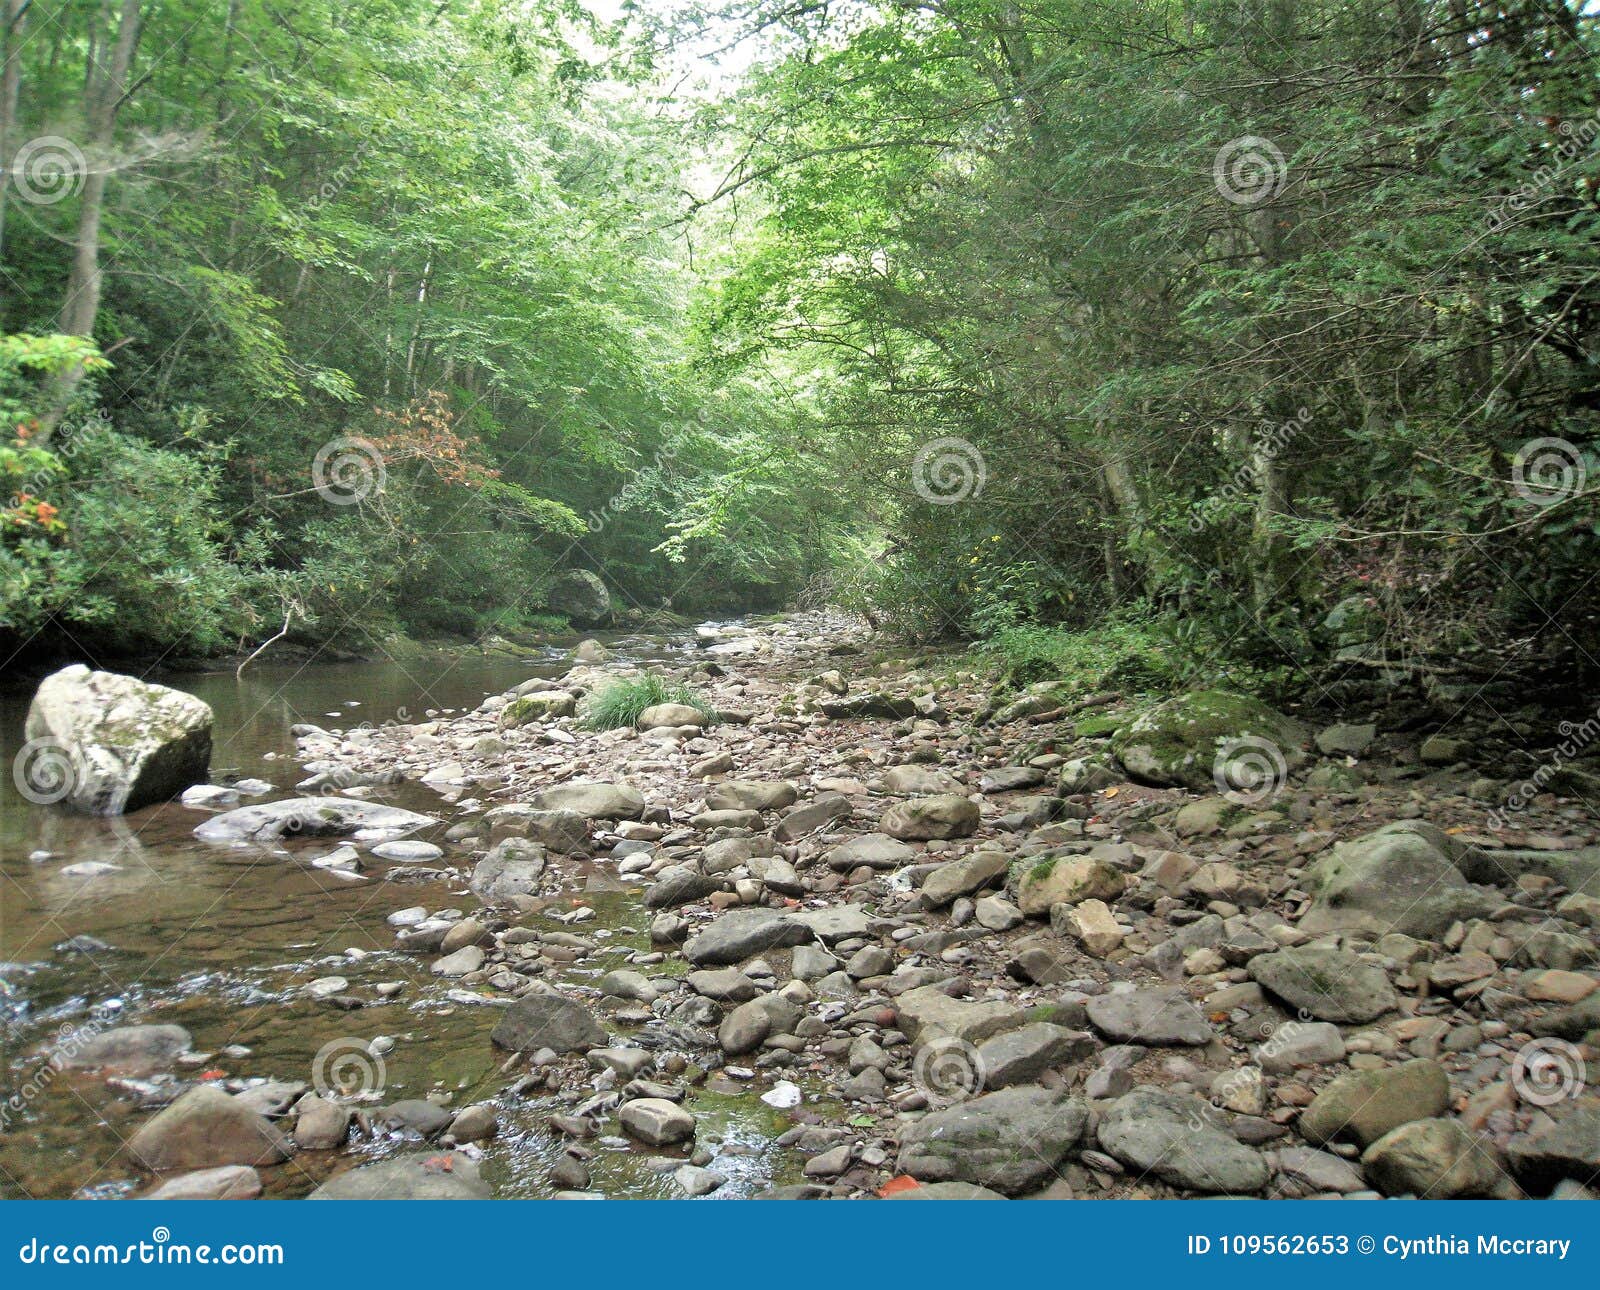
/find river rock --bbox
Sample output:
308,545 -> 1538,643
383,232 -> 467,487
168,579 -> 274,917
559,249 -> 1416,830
142,1165 -> 262,1200
880,794 -> 979,840
619,1097 -> 695,1146
432,945 -> 484,976
22,665 -> 213,815
309,1151 -> 490,1199
705,780 -> 797,812
54,1023 -> 192,1076
791,903 -> 872,944
1110,689 -> 1307,790
687,968 -> 760,1002
1504,1103 -> 1600,1194
718,999 -> 773,1054
895,1087 -> 1086,1195
773,793 -> 853,841
490,994 -> 607,1053
1298,1059 -> 1451,1148
547,569 -> 612,627
1097,1087 -> 1269,1194
1085,988 -> 1213,1046
1016,855 -> 1126,917
128,1086 -> 293,1171
883,765 -> 965,795
1298,822 -> 1496,938
293,1096 -> 352,1150
883,1181 -> 1008,1200
896,985 -> 1025,1046
683,910 -> 811,965
194,797 -> 435,843
448,1104 -> 498,1142
921,851 -> 1010,906
825,833 -> 914,871
644,865 -> 721,909
371,839 -> 443,862
1361,1118 -> 1500,1197
483,805 -> 589,852
978,1023 -> 1097,1088
1255,1020 -> 1346,1073
637,703 -> 708,730
469,837 -> 547,900
498,690 -> 578,726
1055,898 -> 1123,957
1249,947 -> 1397,1023
528,781 -> 644,820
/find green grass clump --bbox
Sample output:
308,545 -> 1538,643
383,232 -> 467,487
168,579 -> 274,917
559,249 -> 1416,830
977,615 -> 1175,695
579,675 -> 717,731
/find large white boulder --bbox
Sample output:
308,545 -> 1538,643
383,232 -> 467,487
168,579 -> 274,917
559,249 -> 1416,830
21,665 -> 212,815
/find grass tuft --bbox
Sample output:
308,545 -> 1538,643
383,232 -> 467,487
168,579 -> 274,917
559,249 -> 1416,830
579,675 -> 717,731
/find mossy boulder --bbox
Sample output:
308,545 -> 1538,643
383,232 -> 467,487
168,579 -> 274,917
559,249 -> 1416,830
1299,821 -> 1496,938
498,690 -> 577,727
1015,854 -> 1126,918
1110,689 -> 1307,791
22,665 -> 213,815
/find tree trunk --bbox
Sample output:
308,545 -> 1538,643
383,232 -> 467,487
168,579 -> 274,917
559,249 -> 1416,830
0,0 -> 28,276
38,0 -> 144,443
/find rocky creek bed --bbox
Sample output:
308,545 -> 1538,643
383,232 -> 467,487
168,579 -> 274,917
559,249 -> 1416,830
3,611 -> 1598,1200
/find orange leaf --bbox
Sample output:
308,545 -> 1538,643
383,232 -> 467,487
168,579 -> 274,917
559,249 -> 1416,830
877,1174 -> 922,1197
199,1069 -> 227,1080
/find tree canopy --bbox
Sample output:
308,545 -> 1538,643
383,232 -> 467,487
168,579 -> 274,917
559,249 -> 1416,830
3,0 -> 1597,690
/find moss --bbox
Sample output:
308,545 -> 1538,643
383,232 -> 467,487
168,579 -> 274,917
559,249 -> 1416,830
1073,713 -> 1123,739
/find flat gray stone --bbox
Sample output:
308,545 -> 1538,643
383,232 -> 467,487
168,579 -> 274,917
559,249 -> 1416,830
1098,1087 -> 1268,1194
1086,989 -> 1214,1046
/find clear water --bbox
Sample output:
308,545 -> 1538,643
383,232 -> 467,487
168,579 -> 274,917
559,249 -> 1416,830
0,633 -> 806,1199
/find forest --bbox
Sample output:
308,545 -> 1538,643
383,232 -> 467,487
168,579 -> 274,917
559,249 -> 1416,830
2,0 -> 1597,692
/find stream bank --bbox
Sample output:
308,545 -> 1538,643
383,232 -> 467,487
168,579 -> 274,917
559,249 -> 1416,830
3,612 -> 1598,1200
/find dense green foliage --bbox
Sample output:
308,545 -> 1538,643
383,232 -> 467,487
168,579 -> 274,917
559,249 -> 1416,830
5,1 -> 1598,688
679,0 -> 1600,686
1,0 -> 845,662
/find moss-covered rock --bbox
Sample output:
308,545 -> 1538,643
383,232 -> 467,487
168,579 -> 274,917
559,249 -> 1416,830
1110,689 -> 1307,791
497,690 -> 577,727
22,665 -> 213,815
